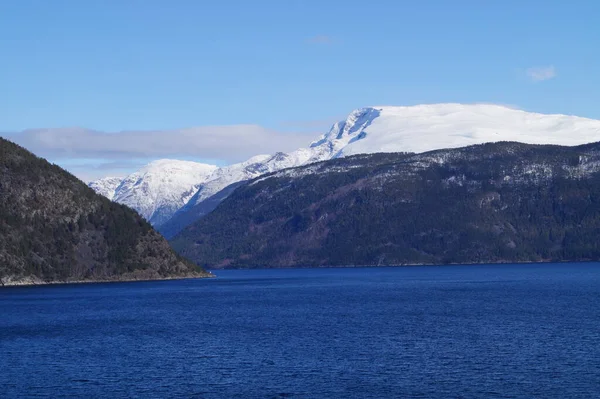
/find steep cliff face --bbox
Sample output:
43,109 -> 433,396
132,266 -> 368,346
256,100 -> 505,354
171,141 -> 600,268
0,137 -> 211,285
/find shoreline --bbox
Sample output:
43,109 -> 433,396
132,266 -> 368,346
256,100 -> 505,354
206,258 -> 600,271
4,259 -> 599,287
0,272 -> 215,288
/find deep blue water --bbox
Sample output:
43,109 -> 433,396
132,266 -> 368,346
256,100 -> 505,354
1,264 -> 600,398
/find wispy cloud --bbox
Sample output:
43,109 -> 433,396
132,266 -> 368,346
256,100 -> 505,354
53,159 -> 149,181
526,66 -> 557,82
2,125 -> 318,180
307,35 -> 335,45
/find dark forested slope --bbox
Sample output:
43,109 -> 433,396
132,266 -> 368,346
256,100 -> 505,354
171,142 -> 600,268
0,137 -> 210,285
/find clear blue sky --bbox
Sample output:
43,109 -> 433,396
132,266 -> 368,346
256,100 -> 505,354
2,0 -> 600,132
2,0 -> 600,180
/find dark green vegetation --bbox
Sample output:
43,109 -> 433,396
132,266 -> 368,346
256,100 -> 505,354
171,141 -> 600,268
0,137 -> 210,285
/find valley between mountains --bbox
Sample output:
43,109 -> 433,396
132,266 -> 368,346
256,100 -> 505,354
87,103 -> 600,269
172,142 -> 600,268
90,103 -> 600,240
3,103 -> 600,284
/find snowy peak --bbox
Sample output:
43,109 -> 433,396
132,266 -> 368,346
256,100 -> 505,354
309,108 -> 380,155
327,104 -> 600,158
134,158 -> 218,175
323,107 -> 380,143
110,159 -> 218,226
88,176 -> 123,201
89,103 -> 600,229
277,103 -> 600,184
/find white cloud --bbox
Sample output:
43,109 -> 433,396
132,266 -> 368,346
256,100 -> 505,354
6,125 -> 315,161
3,125 -> 319,180
526,66 -> 556,82
52,159 -> 151,181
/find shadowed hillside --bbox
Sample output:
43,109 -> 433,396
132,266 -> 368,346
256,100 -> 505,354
0,137 -> 211,285
171,142 -> 600,268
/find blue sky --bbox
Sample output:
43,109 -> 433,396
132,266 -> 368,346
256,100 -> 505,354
2,0 -> 600,179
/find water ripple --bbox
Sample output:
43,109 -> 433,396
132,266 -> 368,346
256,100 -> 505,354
1,264 -> 599,398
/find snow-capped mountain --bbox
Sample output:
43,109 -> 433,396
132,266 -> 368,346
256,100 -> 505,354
180,155 -> 270,209
88,176 -> 123,200
183,152 -> 317,208
90,103 -> 600,228
105,159 -> 218,226
311,104 -> 600,157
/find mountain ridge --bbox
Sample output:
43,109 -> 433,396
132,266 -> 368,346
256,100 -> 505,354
89,104 -> 600,230
170,141 -> 600,268
109,159 -> 218,226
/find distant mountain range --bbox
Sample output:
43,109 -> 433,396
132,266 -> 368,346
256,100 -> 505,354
92,160 -> 218,226
89,104 -> 600,236
4,103 -> 600,277
171,141 -> 600,268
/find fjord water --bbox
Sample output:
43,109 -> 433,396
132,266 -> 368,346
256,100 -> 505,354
1,264 -> 599,398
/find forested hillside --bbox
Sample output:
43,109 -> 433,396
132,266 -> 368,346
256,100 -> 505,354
0,137 -> 211,285
171,142 -> 600,268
